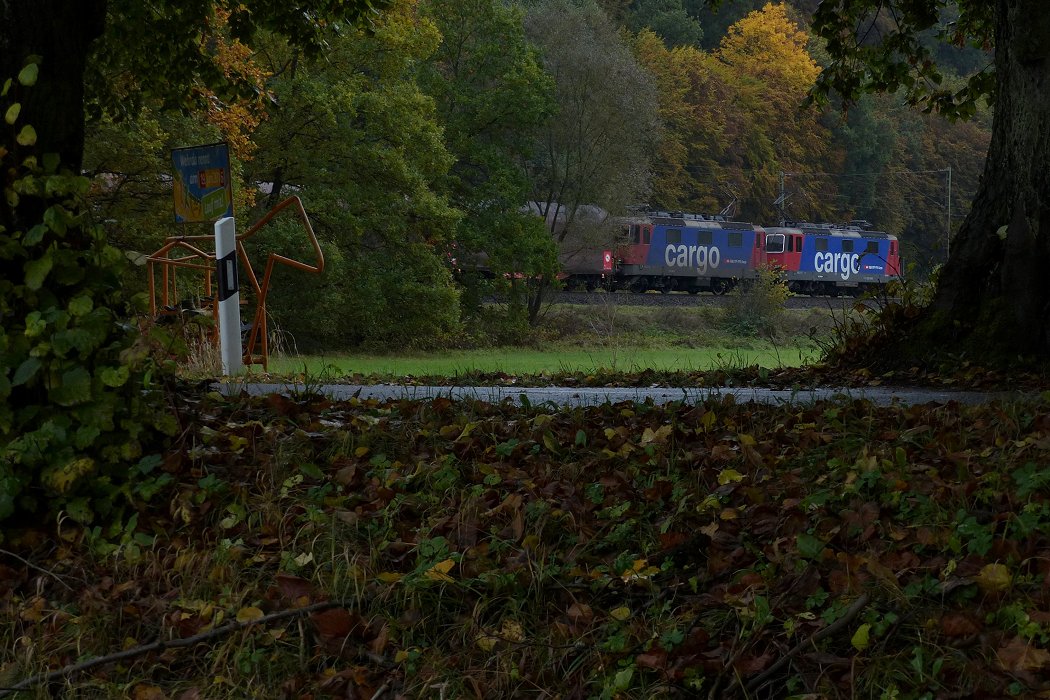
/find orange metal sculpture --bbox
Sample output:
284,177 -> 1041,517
147,196 -> 324,370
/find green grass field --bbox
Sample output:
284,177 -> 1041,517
234,303 -> 838,380
262,343 -> 816,379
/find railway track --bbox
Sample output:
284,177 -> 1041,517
553,290 -> 883,309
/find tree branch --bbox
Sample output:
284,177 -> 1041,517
743,593 -> 871,695
0,548 -> 74,591
0,600 -> 352,697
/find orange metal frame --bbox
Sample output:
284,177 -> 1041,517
147,196 -> 324,370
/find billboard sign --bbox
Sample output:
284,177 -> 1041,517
172,142 -> 233,223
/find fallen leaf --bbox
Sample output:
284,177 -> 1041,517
635,651 -> 667,670
501,619 -> 525,642
997,637 -> 1050,672
475,633 -> 498,651
567,603 -> 593,623
734,652 -> 773,674
132,684 -> 168,700
641,424 -> 672,445
975,563 -> 1012,593
542,432 -> 560,453
796,533 -> 825,560
940,612 -> 981,638
424,558 -> 456,582
456,421 -> 479,441
311,608 -> 355,639
334,465 -> 359,486
235,606 -> 264,623
276,573 -> 313,604
371,623 -> 391,654
717,468 -> 744,485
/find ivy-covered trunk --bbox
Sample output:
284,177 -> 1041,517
0,0 -> 106,176
1,1 -> 175,524
921,0 -> 1050,357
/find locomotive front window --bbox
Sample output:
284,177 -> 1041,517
728,232 -> 743,247
666,229 -> 682,244
765,234 -> 785,253
842,240 -> 854,253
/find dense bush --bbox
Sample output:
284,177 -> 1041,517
255,219 -> 462,352
722,267 -> 790,336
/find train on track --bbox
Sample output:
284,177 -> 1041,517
563,211 -> 901,296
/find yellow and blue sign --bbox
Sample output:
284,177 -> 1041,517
172,142 -> 233,223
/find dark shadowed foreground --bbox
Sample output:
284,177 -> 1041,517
3,388 -> 1049,698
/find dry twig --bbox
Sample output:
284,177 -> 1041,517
0,600 -> 351,697
0,548 -> 74,591
742,593 -> 871,696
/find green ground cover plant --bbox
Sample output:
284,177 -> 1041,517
2,388 -> 1050,698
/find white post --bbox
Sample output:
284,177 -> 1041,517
214,217 -> 243,376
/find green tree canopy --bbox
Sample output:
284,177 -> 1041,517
418,0 -> 559,330
626,0 -> 705,47
245,0 -> 461,350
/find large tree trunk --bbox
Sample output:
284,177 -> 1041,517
0,0 -> 106,260
0,0 -> 106,178
922,0 -> 1050,357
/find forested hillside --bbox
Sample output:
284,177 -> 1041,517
79,0 -> 991,351
607,0 -> 989,270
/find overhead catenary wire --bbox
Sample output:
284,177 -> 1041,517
653,163 -> 956,259
649,164 -> 955,221
650,163 -> 952,179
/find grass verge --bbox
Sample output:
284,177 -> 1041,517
263,343 -> 817,380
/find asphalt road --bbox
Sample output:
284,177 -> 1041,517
220,382 -> 1025,407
